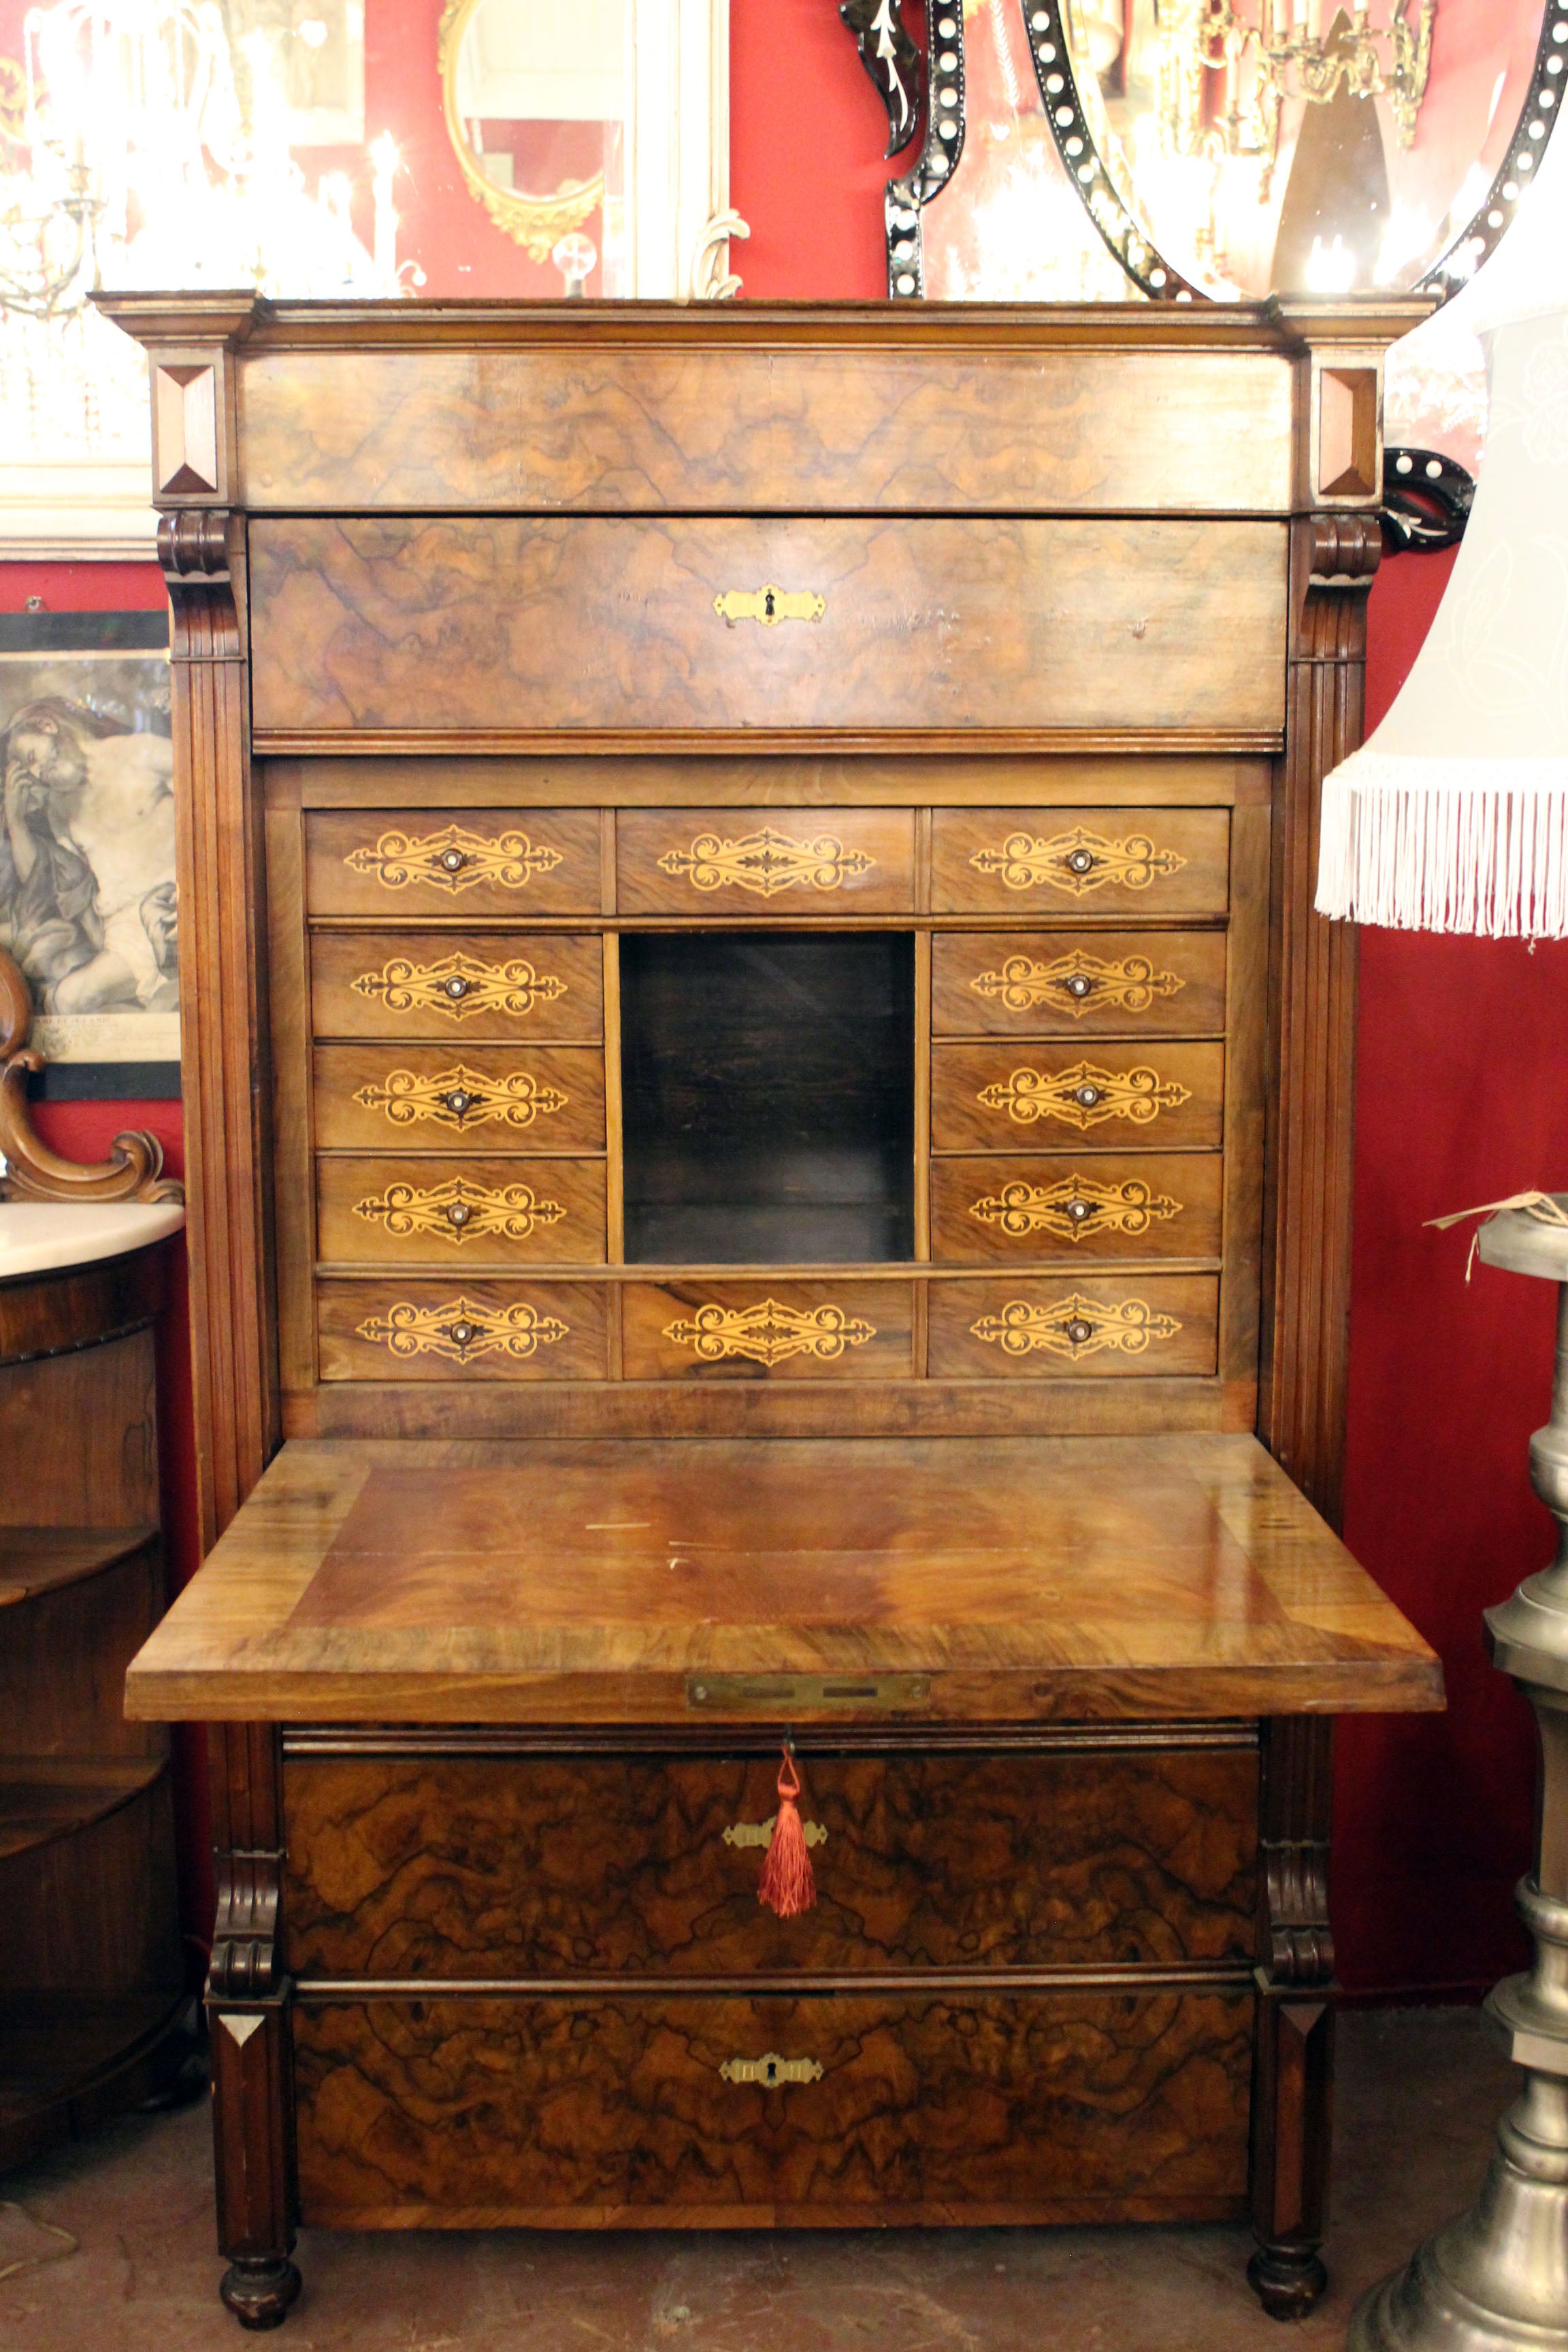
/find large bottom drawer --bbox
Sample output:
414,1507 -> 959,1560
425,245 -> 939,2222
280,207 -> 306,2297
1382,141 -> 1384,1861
293,1987 -> 1253,2226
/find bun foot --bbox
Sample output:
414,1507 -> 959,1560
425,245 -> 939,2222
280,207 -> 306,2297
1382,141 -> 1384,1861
220,2258 -> 301,2330
1248,2242 -> 1328,2320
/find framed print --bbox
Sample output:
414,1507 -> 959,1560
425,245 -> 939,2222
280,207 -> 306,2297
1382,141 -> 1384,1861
0,610 -> 180,1100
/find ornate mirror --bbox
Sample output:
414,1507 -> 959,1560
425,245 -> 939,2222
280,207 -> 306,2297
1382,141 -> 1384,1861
440,0 -> 627,294
849,0 -> 1563,487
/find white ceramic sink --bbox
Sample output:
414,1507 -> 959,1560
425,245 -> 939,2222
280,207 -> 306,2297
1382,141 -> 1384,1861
0,1200 -> 185,1279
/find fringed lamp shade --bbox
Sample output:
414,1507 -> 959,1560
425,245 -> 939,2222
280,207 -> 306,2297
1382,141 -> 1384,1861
1316,168 -> 1568,938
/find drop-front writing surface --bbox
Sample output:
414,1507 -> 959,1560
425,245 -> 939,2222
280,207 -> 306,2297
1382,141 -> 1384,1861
100,293 -> 1439,2320
125,1435 -> 1441,1726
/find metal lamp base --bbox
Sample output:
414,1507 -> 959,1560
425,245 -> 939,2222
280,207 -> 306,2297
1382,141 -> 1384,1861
1354,1209 -> 1568,2351
1350,2070 -> 1568,2349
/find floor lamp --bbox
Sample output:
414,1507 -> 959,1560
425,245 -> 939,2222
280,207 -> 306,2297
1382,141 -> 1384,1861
1316,155 -> 1568,2352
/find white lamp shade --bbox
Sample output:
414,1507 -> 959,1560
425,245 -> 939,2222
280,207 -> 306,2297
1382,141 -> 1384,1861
1316,146 -> 1568,937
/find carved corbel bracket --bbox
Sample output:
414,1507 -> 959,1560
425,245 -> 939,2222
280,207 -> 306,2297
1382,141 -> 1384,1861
160,510 -> 243,666
0,946 -> 182,1205
209,1846 -> 284,2001
1257,1715 -> 1335,1987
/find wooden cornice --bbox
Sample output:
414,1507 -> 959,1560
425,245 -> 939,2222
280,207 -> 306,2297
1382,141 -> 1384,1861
93,291 -> 1436,357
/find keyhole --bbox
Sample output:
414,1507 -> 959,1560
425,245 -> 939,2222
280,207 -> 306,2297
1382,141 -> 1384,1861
764,589 -> 776,618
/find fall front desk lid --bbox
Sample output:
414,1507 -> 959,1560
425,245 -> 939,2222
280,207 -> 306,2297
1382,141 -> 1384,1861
123,1434 -> 1443,1727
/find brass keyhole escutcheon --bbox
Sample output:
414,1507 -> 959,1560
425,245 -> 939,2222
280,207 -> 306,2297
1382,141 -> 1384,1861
713,585 -> 827,627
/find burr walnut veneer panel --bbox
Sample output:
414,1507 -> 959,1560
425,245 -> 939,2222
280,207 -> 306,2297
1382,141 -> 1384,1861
291,1987 -> 1254,2227
238,340 -> 1295,514
280,1745 -> 1257,1979
248,518 -> 1288,738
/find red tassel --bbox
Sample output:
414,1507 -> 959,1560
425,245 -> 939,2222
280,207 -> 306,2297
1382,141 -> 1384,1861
757,1745 -> 817,1918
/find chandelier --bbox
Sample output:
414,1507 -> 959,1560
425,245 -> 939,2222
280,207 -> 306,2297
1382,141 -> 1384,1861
0,47 -> 100,317
0,1 -> 412,323
1153,0 -> 1437,201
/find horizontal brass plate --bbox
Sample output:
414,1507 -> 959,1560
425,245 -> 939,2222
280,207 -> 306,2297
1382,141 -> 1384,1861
685,1672 -> 932,1713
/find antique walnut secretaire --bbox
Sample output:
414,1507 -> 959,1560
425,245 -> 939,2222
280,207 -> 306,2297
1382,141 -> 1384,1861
107,293 -> 1443,2328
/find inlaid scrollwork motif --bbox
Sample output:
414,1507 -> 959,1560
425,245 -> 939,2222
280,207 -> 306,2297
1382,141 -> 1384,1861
969,828 -> 1188,896
350,953 -> 568,1023
978,1060 -> 1192,1132
968,1175 -> 1182,1243
351,1064 -> 568,1134
663,1298 -> 877,1367
355,1296 -> 569,1363
657,828 -> 874,898
970,1294 -> 1183,1360
970,951 -> 1186,1019
352,1176 -> 566,1246
344,823 -> 564,894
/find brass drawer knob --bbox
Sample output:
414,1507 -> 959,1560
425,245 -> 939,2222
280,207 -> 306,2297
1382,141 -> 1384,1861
723,1815 -> 828,1850
719,2053 -> 823,2087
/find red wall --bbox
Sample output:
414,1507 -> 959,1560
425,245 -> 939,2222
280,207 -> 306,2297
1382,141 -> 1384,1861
5,0 -> 1561,1996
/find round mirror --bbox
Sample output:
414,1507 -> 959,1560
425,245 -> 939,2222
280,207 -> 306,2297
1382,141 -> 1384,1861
438,0 -> 627,294
1055,0 -> 1550,301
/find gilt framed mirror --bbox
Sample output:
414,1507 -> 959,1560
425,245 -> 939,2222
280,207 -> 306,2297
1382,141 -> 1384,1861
438,0 -> 739,299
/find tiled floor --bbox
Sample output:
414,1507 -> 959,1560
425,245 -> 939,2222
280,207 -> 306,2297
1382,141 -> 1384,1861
0,2009 -> 1512,2351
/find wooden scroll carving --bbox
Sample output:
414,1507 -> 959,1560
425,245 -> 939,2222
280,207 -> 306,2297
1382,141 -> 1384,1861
208,1721 -> 301,2328
1250,1714 -> 1336,2320
0,944 -> 182,1204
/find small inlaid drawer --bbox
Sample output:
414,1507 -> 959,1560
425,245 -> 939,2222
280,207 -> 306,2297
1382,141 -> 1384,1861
931,1154 -> 1223,1265
617,808 -> 915,915
311,932 -> 604,1042
305,809 -> 602,916
316,1156 -> 606,1268
932,930 -> 1227,1038
316,1278 -> 608,1381
932,1041 -> 1224,1153
293,1987 -> 1252,2224
622,1280 -> 913,1381
312,1045 -> 606,1154
927,1276 -> 1218,1378
932,808 -> 1229,916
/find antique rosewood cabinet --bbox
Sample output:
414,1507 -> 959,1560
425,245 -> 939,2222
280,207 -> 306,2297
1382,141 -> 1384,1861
107,293 -> 1443,2328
